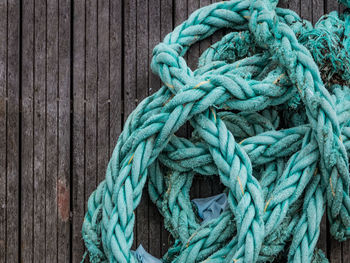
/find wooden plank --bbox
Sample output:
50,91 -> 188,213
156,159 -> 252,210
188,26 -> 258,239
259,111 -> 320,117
199,0 -> 213,199
161,0 -> 173,43
21,0 -> 35,260
0,1 -> 7,261
288,0 -> 301,18
136,0 -> 149,104
187,0 -> 200,72
0,0 -> 20,261
135,0 -> 150,252
173,0 -> 188,138
109,0 -> 123,155
312,0 -> 324,24
33,0 -> 47,261
6,0 -> 20,260
46,0 -> 59,261
124,0 -> 137,249
161,0 -> 175,254
81,0 -> 99,259
148,0 -> 162,257
173,0 -> 189,173
124,0 -> 137,119
317,213 -> 328,257
72,0 -> 86,261
330,235 -> 342,263
343,229 -> 350,263
300,0 -> 312,21
57,0 -> 71,262
187,0 -> 201,200
85,0 -> 98,214
210,0 -> 225,197
339,2 -> 346,13
199,0 -> 212,74
325,0 -> 339,13
107,0 -> 124,257
278,0 -> 289,8
210,0 -> 225,55
97,0 -> 110,185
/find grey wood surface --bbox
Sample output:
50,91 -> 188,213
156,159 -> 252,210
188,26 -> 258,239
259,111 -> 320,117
0,0 -> 348,262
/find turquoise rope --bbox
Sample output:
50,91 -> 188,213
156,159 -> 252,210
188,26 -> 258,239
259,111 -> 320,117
81,0 -> 350,262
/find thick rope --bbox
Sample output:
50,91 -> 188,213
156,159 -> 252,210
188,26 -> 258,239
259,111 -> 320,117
81,0 -> 350,262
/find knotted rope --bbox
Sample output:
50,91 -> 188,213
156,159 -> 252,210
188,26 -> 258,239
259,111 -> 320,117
81,0 -> 350,262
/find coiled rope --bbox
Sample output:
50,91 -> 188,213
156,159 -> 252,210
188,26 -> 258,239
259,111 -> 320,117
81,0 -> 350,262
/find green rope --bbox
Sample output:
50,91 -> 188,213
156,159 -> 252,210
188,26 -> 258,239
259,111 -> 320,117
81,0 -> 350,262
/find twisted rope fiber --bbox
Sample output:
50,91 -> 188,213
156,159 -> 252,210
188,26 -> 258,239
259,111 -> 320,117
81,0 -> 350,262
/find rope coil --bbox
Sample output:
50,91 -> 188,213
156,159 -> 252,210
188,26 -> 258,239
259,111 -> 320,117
82,0 -> 350,262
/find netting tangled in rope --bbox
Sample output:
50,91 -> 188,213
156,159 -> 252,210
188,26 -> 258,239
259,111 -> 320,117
81,0 -> 350,262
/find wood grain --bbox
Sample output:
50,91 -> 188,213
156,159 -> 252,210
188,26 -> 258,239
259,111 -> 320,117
5,0 -> 20,262
72,0 -> 86,261
46,0 -> 59,261
33,1 -> 46,261
57,0 -> 71,261
0,0 -> 348,262
0,1 -> 7,262
161,0 -> 175,254
148,0 -> 162,257
135,0 -> 150,253
21,0 -> 35,260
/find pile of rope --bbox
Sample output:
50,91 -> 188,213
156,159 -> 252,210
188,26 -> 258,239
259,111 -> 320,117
81,0 -> 350,262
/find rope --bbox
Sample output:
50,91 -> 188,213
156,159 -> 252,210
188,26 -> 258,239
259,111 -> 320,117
81,0 -> 350,262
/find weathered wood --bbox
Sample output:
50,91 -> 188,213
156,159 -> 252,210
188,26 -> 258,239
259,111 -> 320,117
123,0 -> 137,250
318,214 -> 328,257
188,0 -> 201,201
33,1 -> 47,261
278,0 -> 288,8
326,0 -> 340,13
135,0 -> 150,253
97,0 -> 110,185
288,0 -> 301,18
21,0 -> 35,261
301,0 -> 313,21
1,0 -> 350,262
72,0 -> 86,261
124,0 -> 137,119
57,0 -> 71,261
209,0 -> 226,198
161,0 -> 176,254
330,235 -> 343,263
46,0 -> 59,262
3,0 -> 20,262
173,0 -> 189,142
96,0 -> 111,254
343,234 -> 350,263
148,0 -> 162,257
198,0 -> 213,200
109,0 -> 123,157
0,0 -> 7,261
85,0 -> 98,229
312,0 -> 325,23
72,1 -> 87,263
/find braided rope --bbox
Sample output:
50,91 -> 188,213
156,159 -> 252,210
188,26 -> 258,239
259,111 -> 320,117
81,0 -> 350,262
